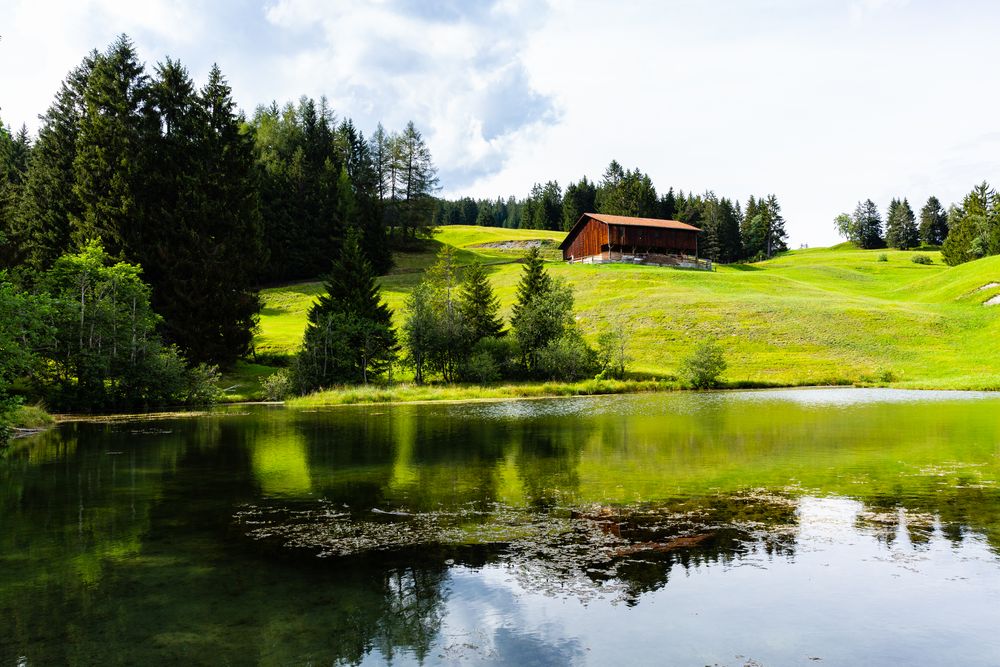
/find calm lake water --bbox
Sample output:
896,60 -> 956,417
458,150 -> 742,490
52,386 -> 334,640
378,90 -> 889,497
3,388 -> 1000,666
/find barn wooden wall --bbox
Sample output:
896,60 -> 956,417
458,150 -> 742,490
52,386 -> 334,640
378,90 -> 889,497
563,218 -> 607,259
562,217 -> 699,260
610,225 -> 698,254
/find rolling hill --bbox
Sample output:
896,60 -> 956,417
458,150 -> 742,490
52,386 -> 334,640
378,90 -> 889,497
245,226 -> 1000,394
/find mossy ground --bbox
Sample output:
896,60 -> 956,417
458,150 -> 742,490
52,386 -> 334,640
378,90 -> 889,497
226,226 -> 1000,401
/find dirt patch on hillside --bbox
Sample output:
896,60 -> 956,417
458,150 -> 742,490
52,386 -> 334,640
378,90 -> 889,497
473,239 -> 557,250
977,282 -> 1000,291
985,294 -> 1000,306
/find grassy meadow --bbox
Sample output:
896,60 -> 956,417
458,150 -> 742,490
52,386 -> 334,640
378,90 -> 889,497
230,225 -> 1000,401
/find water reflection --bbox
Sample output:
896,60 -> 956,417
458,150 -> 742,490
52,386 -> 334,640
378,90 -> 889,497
1,390 -> 1000,665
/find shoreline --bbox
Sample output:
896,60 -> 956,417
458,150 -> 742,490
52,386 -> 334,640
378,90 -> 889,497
24,382 -> 999,425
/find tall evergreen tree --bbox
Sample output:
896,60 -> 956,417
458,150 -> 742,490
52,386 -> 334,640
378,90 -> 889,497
941,182 -> 1000,265
509,247 -> 574,372
919,196 -> 949,246
298,231 -> 396,386
659,187 -> 678,220
72,34 -> 152,256
852,199 -> 885,249
17,53 -> 96,274
0,119 -> 29,269
458,261 -> 503,342
885,197 -> 918,249
561,177 -> 596,230
393,121 -> 438,238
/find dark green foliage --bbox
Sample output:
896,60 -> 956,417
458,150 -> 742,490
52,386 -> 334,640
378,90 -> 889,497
0,118 -> 30,270
911,253 -> 932,265
0,272 -> 48,439
659,188 -> 677,220
679,340 -> 727,389
596,161 -> 658,217
16,54 -> 95,275
72,35 -> 151,257
885,198 -> 919,249
941,182 -> 1000,266
537,328 -> 598,381
139,60 -> 264,365
251,99 -> 345,280
510,248 -> 576,373
458,261 -> 503,342
562,177 -> 597,230
523,181 -> 562,230
700,195 -> 743,263
919,196 -> 948,246
850,199 -> 885,249
297,232 -> 396,388
35,242 -> 219,410
741,195 -> 787,259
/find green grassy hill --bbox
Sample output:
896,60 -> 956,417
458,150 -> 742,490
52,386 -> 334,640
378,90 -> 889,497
239,226 -> 1000,397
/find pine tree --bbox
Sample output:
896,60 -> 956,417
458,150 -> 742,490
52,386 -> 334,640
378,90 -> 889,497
509,247 -> 574,372
0,119 -> 29,269
394,121 -> 439,238
72,34 -> 152,257
884,197 -> 918,249
659,187 -> 677,220
188,63 -> 264,364
458,261 -> 503,342
941,182 -> 999,265
562,177 -> 597,231
299,231 -> 396,386
919,196 -> 948,246
17,52 -> 96,274
853,199 -> 884,249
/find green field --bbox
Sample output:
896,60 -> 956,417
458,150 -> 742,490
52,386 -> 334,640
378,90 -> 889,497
238,225 -> 1000,400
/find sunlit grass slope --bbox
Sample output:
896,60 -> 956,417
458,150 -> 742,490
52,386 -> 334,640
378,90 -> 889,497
256,226 -> 1000,392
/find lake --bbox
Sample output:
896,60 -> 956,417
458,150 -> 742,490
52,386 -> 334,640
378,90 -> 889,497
2,388 -> 1000,666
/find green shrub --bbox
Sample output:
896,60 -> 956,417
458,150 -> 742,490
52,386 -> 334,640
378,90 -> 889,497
185,363 -> 224,405
679,340 -> 727,389
911,253 -> 932,265
469,336 -> 522,380
537,329 -> 598,381
877,253 -> 889,262
261,368 -> 295,401
459,350 -> 501,384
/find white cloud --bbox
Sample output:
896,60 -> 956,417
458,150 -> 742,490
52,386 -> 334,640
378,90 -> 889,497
260,0 -> 558,187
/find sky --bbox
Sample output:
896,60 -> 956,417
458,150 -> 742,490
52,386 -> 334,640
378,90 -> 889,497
2,0 -> 999,246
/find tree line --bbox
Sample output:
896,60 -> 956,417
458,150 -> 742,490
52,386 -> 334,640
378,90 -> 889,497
834,182 -> 1000,266
0,34 -> 438,368
432,160 -> 789,263
264,242 -> 633,399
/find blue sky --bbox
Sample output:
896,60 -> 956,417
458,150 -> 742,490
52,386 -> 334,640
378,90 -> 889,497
2,0 -> 999,246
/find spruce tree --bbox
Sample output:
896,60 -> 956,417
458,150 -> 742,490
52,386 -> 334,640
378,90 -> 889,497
562,177 -> 597,230
853,199 -> 885,249
458,261 -> 503,342
510,247 -> 574,372
659,187 -> 677,220
299,231 -> 396,387
17,53 -> 95,274
885,198 -> 919,249
72,34 -> 151,256
919,196 -> 948,245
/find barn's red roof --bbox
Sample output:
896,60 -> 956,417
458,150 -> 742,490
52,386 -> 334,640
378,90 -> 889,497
585,213 -> 700,231
559,213 -> 700,249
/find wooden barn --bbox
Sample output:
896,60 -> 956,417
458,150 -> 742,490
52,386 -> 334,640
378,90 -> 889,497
559,213 -> 709,269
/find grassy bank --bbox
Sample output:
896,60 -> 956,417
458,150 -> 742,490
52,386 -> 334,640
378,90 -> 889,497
286,379 -> 677,407
250,225 -> 1000,398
